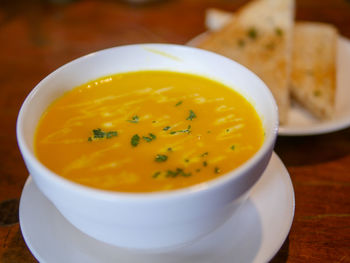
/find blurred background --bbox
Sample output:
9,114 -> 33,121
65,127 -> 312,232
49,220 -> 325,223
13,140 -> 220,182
1,0 -> 350,262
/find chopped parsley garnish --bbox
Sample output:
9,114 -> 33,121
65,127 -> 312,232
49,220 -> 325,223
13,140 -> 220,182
201,152 -> 209,157
175,100 -> 183,106
275,27 -> 283,36
163,126 -> 171,131
106,131 -> 118,139
166,169 -> 178,177
314,90 -> 321,97
142,136 -> 152,142
127,115 -> 139,123
93,128 -> 105,138
169,125 -> 191,135
203,161 -> 208,167
214,167 -> 221,174
152,171 -> 161,178
88,128 -> 118,141
152,168 -> 193,179
237,39 -> 246,47
186,110 -> 197,121
166,168 -> 191,178
181,171 -> 192,177
247,28 -> 258,39
143,133 -> 156,142
167,147 -> 173,152
184,159 -> 189,163
155,154 -> 168,162
231,145 -> 236,150
131,134 -> 140,147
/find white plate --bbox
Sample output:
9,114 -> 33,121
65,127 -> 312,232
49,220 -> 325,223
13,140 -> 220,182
19,152 -> 294,263
188,34 -> 350,136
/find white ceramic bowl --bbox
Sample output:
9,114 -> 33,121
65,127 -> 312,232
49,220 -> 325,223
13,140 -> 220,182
17,44 -> 278,250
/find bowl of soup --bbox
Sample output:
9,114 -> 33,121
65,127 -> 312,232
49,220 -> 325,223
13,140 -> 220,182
17,44 -> 278,250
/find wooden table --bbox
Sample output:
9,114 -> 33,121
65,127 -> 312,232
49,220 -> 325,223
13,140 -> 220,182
0,0 -> 349,262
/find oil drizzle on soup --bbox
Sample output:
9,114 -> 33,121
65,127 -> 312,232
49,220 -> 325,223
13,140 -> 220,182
34,71 -> 264,192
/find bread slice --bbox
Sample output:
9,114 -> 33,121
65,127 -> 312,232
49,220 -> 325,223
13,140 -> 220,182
203,10 -> 339,120
290,22 -> 337,119
197,0 -> 295,124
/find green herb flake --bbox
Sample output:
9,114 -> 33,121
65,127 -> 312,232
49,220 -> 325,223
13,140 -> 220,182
237,39 -> 246,47
131,134 -> 140,147
166,170 -> 177,177
201,152 -> 209,157
106,131 -> 118,139
314,90 -> 321,97
142,136 -> 152,142
184,159 -> 189,163
175,100 -> 183,106
182,171 -> 192,177
152,171 -> 161,178
247,27 -> 258,39
214,167 -> 221,174
230,145 -> 236,150
142,133 -> 157,142
167,147 -> 173,152
169,125 -> 191,135
127,115 -> 139,123
163,126 -> 171,131
155,154 -> 168,162
196,168 -> 201,173
166,168 -> 191,178
93,128 -> 105,138
89,128 -> 118,141
203,161 -> 208,167
275,27 -> 283,36
186,110 -> 197,121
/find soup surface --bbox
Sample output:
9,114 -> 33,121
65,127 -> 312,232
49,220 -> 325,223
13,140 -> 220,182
35,71 -> 264,192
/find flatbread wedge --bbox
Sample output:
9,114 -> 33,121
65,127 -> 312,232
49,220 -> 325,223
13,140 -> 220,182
290,22 -> 337,119
197,0 -> 295,124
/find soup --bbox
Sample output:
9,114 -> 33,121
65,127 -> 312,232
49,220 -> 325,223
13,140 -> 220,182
34,71 -> 264,192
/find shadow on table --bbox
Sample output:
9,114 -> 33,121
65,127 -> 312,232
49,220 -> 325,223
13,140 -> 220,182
269,237 -> 289,263
275,127 -> 350,166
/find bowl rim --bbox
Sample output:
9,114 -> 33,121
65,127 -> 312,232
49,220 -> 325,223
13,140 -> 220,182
16,43 -> 278,201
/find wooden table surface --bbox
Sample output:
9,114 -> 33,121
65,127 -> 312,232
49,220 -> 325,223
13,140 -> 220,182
0,0 -> 349,262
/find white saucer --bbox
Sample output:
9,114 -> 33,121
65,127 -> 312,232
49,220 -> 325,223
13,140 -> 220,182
188,34 -> 350,136
19,152 -> 294,263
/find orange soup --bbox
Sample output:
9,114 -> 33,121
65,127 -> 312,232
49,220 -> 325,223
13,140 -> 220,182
34,71 -> 264,192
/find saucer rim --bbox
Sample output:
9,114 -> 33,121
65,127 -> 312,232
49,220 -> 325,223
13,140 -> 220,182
19,152 -> 295,263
